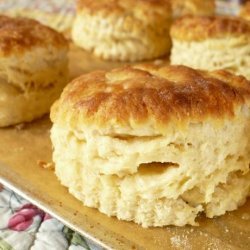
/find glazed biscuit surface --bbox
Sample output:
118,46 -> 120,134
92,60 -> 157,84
0,15 -> 68,56
51,65 -> 250,135
171,16 -> 250,41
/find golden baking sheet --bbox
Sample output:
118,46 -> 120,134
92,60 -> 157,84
0,46 -> 249,250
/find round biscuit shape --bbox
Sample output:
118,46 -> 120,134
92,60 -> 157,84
0,15 -> 69,127
51,64 -> 250,227
72,0 -> 172,61
170,16 -> 250,80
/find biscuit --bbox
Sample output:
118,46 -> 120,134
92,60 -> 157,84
171,0 -> 215,17
0,15 -> 68,127
240,2 -> 250,21
170,16 -> 250,80
72,0 -> 172,62
1,4 -> 74,38
51,64 -> 250,227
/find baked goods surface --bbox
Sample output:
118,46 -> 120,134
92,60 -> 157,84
171,0 -> 215,18
170,15 -> 250,80
240,2 -> 250,21
72,0 -> 172,62
51,64 -> 250,227
0,0 -> 75,38
0,15 -> 68,127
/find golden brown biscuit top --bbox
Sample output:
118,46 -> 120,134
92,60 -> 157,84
51,64 -> 250,135
171,15 -> 250,41
240,2 -> 250,21
0,15 -> 68,56
77,0 -> 171,23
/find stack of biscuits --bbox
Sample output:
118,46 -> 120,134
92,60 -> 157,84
1,0 -> 249,228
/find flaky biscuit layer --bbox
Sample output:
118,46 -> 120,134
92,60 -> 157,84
72,0 -> 172,61
171,37 -> 250,80
51,114 -> 250,227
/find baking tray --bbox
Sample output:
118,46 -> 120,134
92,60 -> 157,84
0,46 -> 249,250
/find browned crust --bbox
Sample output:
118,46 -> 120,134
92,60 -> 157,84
171,15 -> 250,41
76,0 -> 171,22
240,2 -> 250,21
0,15 -> 68,56
51,65 -> 250,134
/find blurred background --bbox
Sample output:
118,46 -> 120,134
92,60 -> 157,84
0,0 -> 249,39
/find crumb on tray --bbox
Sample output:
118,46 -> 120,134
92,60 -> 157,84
15,123 -> 26,130
37,160 -> 54,170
